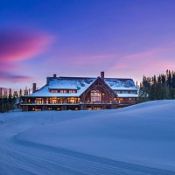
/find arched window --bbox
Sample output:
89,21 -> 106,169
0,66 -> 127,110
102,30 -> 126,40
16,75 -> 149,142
91,90 -> 101,103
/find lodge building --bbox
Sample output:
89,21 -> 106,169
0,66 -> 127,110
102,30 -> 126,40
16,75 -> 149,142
20,72 -> 139,111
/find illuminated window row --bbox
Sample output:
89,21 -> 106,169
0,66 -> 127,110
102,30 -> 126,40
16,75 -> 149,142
33,97 -> 80,104
49,89 -> 77,94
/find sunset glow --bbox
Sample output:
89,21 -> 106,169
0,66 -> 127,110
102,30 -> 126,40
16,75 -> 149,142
1,0 -> 175,88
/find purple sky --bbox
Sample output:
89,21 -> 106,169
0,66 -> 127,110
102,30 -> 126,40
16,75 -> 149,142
1,0 -> 175,89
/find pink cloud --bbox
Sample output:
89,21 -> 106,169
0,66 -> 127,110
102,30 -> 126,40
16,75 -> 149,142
0,29 -> 53,62
0,28 -> 54,82
107,46 -> 175,81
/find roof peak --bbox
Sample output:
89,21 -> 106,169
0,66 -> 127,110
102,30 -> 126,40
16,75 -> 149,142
47,76 -> 133,80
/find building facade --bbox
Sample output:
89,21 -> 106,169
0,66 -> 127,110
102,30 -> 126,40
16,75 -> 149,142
20,72 -> 139,111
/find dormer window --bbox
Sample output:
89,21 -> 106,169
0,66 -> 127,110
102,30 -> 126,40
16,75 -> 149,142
50,89 -> 58,93
69,90 -> 77,93
60,90 -> 67,93
49,89 -> 77,93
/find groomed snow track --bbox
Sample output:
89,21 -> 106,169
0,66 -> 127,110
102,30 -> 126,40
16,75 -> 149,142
0,135 -> 174,175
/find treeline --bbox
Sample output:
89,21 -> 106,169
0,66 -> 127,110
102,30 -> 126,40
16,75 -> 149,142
0,96 -> 17,113
0,87 -> 31,113
140,70 -> 175,101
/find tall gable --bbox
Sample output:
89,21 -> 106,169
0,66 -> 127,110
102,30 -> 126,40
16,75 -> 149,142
80,77 -> 117,103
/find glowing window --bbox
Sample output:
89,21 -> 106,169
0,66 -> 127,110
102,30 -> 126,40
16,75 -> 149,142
91,90 -> 101,103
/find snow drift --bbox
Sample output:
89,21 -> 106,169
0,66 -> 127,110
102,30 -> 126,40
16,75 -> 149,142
0,100 -> 175,175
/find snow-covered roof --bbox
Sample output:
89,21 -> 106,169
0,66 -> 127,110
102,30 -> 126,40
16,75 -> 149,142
105,78 -> 138,90
28,76 -> 138,97
49,79 -> 77,90
30,78 -> 95,97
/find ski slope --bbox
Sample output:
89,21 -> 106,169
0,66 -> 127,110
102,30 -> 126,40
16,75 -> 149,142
0,100 -> 175,175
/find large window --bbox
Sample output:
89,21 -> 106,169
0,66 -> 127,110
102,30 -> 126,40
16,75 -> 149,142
67,97 -> 79,104
50,97 -> 58,104
91,90 -> 101,103
35,98 -> 43,104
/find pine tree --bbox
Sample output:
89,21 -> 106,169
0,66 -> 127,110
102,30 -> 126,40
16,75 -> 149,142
140,70 -> 175,101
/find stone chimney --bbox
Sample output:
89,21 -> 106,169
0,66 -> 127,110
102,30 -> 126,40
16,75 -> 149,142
53,74 -> 57,78
100,71 -> 105,79
32,83 -> 37,93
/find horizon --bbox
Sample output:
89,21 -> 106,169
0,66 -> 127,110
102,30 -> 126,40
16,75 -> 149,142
1,0 -> 175,89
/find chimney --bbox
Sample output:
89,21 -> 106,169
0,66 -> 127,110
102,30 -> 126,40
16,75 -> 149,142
100,71 -> 104,79
0,88 -> 2,98
53,74 -> 57,78
32,83 -> 37,93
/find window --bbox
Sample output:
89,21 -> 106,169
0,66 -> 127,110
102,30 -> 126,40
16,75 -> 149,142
59,89 -> 68,93
68,97 -> 78,104
91,90 -> 101,103
35,98 -> 43,104
69,90 -> 77,93
50,98 -> 58,104
50,89 -> 58,93
63,90 -> 67,93
60,90 -> 64,93
50,89 -> 77,94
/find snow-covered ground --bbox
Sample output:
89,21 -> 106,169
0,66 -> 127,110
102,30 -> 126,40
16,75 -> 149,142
0,100 -> 175,175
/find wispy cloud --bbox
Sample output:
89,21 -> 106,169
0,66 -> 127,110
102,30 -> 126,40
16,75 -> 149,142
107,45 -> 175,80
0,28 -> 54,82
0,29 -> 53,62
0,71 -> 32,82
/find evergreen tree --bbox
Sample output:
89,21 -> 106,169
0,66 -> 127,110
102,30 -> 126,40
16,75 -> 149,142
140,70 -> 175,101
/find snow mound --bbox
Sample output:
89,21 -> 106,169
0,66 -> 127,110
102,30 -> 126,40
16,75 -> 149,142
1,100 -> 175,174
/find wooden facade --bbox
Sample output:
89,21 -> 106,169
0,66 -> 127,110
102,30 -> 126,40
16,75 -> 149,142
20,73 -> 138,111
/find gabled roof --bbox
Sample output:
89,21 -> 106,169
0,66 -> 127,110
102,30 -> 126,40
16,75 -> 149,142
28,76 -> 138,97
80,76 -> 117,98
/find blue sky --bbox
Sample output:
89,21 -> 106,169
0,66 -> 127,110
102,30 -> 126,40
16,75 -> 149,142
1,0 -> 175,88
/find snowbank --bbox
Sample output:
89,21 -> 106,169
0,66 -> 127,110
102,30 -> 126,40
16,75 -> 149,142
0,100 -> 175,174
